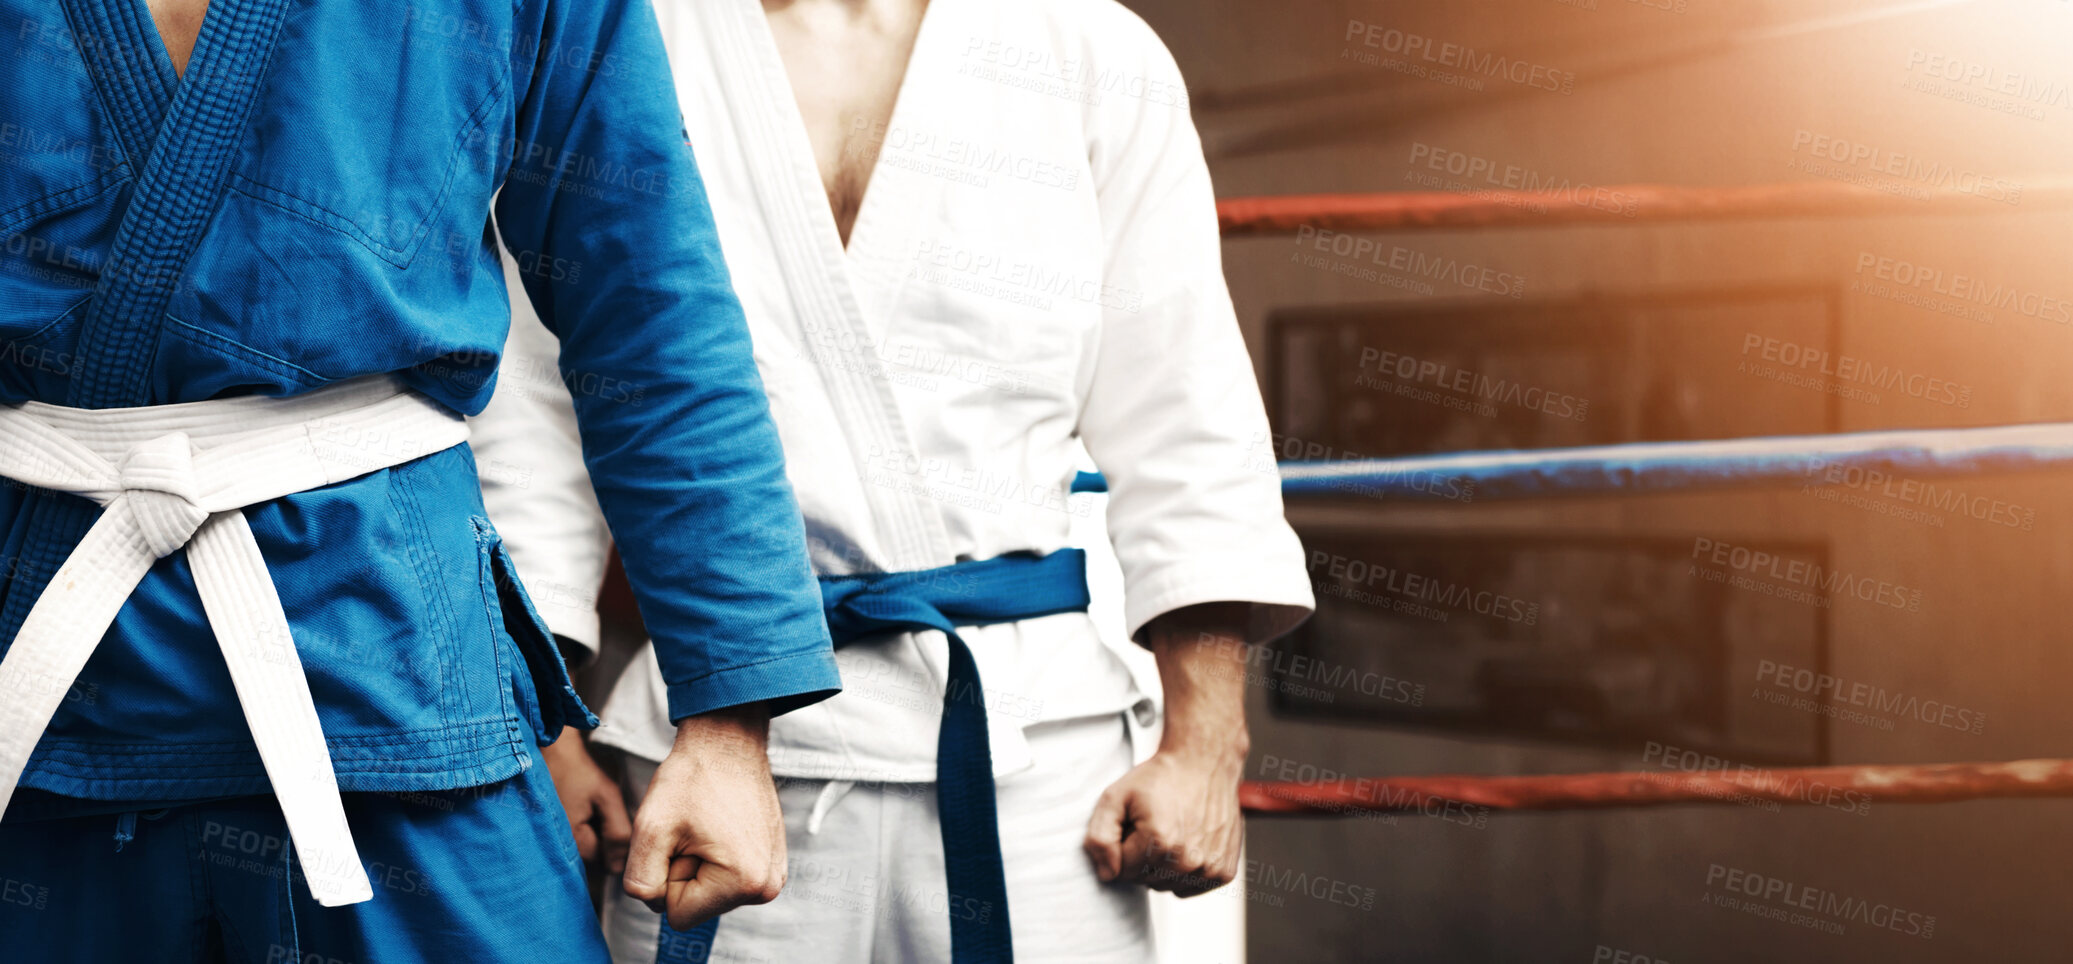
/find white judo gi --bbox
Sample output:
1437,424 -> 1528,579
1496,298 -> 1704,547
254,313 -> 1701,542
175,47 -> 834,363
471,0 -> 1314,959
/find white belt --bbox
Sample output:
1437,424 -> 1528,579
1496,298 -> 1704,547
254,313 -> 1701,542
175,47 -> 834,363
0,376 -> 470,906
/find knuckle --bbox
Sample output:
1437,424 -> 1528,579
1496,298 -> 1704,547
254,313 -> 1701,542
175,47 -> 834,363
737,866 -> 785,905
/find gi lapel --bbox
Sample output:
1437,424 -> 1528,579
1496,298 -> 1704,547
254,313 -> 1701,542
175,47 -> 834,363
65,0 -> 293,410
700,0 -> 956,574
54,0 -> 178,170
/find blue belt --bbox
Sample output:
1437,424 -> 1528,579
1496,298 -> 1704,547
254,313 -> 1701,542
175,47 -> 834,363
817,549 -> 1092,964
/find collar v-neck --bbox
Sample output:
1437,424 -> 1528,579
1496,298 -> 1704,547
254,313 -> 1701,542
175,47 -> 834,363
62,0 -> 182,169
61,0 -> 294,407
147,0 -> 209,82
776,0 -> 942,262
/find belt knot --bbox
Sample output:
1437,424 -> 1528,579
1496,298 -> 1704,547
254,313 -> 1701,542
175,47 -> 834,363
819,574 -> 878,607
819,575 -> 887,643
818,570 -> 953,646
118,431 -> 207,559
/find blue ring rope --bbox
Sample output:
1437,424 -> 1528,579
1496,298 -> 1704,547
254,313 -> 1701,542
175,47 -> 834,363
1273,423 -> 2073,501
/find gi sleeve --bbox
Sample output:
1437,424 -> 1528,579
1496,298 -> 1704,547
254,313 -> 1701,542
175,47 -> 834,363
1076,15 -> 1315,645
469,251 -> 611,665
493,0 -> 839,721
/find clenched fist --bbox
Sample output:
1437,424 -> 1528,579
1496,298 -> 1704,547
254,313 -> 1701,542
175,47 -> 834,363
1084,602 -> 1254,898
623,703 -> 790,930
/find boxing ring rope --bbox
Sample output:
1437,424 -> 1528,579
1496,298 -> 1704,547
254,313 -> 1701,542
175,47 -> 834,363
1216,180 -> 2073,235
1274,421 -> 2073,502
1240,760 -> 2073,815
1236,423 -> 2073,812
1218,182 -> 2073,812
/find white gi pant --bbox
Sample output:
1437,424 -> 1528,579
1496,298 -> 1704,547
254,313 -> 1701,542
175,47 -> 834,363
602,712 -> 1152,963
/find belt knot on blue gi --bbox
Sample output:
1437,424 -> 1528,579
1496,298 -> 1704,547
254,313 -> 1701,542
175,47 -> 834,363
818,549 -> 1091,651
816,548 -> 1091,964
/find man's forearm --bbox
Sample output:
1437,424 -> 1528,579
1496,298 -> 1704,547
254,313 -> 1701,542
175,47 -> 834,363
1143,602 -> 1253,763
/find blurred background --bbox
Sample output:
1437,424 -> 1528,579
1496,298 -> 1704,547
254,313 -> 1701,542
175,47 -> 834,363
1123,0 -> 2073,960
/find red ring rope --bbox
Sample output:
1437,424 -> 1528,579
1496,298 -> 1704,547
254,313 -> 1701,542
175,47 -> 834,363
1217,180 -> 2073,236
1240,759 -> 2073,815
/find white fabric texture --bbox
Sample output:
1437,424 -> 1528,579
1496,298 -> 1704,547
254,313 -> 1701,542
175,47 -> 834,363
0,376 -> 469,906
472,0 -> 1314,783
468,278 -> 613,658
602,713 -> 1150,964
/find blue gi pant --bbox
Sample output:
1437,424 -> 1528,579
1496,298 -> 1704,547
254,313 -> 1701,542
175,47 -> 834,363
0,720 -> 609,964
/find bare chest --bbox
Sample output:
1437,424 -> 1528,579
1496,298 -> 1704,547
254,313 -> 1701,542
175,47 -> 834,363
764,0 -> 928,246
146,0 -> 211,77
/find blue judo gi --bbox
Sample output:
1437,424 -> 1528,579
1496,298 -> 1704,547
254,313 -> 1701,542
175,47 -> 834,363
0,0 -> 839,959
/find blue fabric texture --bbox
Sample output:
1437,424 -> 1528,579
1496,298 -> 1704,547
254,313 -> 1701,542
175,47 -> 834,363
0,713 -> 614,963
0,0 -> 838,806
818,549 -> 1093,964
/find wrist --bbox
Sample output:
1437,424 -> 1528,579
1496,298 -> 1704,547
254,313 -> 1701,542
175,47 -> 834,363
540,727 -> 587,762
1144,602 -> 1252,770
1158,721 -> 1249,768
670,702 -> 772,772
